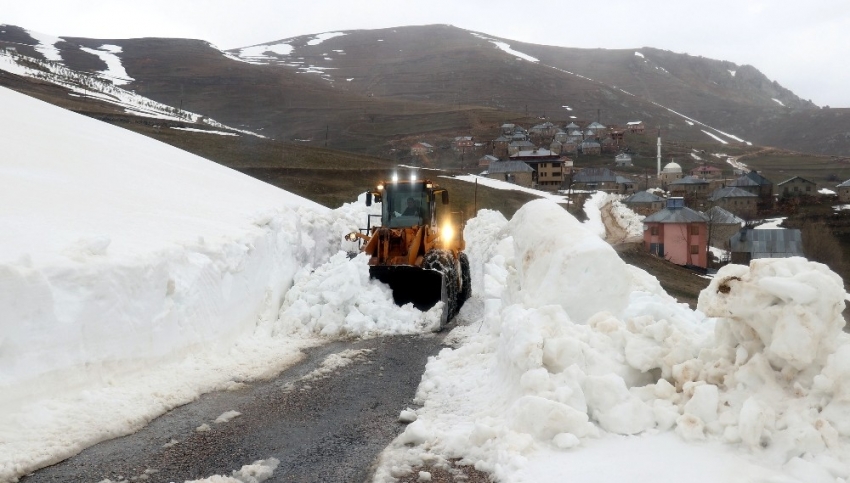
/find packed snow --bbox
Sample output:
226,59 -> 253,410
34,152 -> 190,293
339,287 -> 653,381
821,188 -> 837,195
773,98 -> 786,107
634,51 -> 645,58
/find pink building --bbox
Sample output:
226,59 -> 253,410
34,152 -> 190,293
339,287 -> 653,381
643,198 -> 708,268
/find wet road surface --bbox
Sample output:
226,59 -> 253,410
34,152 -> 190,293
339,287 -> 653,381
21,334 -> 446,483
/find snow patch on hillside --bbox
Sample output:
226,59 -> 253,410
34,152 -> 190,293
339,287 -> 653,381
79,44 -> 133,85
307,32 -> 346,46
26,29 -> 63,61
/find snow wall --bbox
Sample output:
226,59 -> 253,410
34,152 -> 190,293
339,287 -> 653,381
0,86 -> 356,479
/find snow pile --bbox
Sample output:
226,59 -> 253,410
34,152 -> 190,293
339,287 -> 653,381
374,199 -> 850,482
185,458 -> 280,483
276,253 -> 442,337
696,260 -> 850,457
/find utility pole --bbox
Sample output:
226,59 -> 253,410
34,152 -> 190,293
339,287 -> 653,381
325,125 -> 329,147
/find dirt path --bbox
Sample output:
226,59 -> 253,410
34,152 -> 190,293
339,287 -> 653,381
599,201 -> 643,246
21,335 -> 446,483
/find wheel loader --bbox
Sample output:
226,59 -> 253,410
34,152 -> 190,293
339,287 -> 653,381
345,175 -> 471,329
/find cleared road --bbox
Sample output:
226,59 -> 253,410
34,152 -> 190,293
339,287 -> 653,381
21,334 -> 446,483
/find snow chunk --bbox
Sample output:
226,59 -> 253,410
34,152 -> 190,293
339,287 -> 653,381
508,200 -> 663,322
698,258 -> 846,370
634,51 -> 644,58
214,410 -> 242,424
79,45 -> 134,85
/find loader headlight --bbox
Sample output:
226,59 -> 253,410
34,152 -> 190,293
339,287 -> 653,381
442,224 -> 455,241
392,173 -> 399,183
377,183 -> 384,191
345,232 -> 358,242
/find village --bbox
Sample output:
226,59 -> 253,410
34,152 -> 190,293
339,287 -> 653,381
410,119 -> 850,273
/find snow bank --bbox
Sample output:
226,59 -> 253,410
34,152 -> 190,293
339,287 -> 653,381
0,86 -> 353,481
374,199 -> 850,482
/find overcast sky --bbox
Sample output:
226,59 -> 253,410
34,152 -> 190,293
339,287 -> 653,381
4,0 -> 849,107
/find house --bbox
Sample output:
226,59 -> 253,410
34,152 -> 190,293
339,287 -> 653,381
609,130 -> 625,143
571,167 -> 633,194
554,131 -> 569,143
837,179 -> 850,202
600,137 -> 617,153
668,176 -> 711,203
615,153 -> 633,167
565,122 -> 580,131
486,160 -> 534,187
508,140 -> 535,156
411,142 -> 434,156
643,197 -> 708,268
549,140 -> 563,155
492,135 -> 512,158
703,206 -> 743,251
530,122 -> 557,137
729,228 -> 803,265
587,121 -> 606,134
778,176 -> 817,197
690,165 -> 723,179
500,123 -> 516,135
478,154 -> 499,167
728,175 -> 761,196
626,121 -> 645,134
580,139 -> 601,155
659,161 -> 684,185
510,149 -> 565,189
452,136 -> 473,151
622,190 -> 664,215
745,170 -> 774,208
707,186 -> 758,218
562,140 -> 578,154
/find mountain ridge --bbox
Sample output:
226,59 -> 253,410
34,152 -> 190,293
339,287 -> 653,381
1,23 -> 848,157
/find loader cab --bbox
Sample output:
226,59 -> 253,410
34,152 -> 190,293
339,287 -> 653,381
382,181 -> 433,228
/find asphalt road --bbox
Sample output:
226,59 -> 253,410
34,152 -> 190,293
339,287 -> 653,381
21,334 -> 446,483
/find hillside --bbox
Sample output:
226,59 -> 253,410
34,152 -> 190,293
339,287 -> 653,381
4,23 -> 850,159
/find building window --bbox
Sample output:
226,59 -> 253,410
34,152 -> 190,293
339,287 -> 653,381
650,226 -> 659,236
806,186 -> 812,192
690,245 -> 699,254
690,225 -> 699,235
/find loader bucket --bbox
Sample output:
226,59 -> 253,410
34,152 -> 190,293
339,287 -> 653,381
369,265 -> 447,324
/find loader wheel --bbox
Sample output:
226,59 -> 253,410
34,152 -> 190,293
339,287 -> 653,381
424,250 -> 458,330
458,252 -> 471,310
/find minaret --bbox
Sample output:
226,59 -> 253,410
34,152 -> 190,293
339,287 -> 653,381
656,129 -> 662,176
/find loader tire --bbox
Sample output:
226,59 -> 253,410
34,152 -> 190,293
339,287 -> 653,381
424,249 -> 458,330
458,252 -> 471,310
